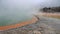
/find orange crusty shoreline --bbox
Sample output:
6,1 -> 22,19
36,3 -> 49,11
0,17 -> 38,31
0,13 -> 60,31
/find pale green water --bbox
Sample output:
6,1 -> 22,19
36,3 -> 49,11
0,15 -> 33,26
0,8 -> 33,26
0,0 -> 37,26
0,4 -> 34,26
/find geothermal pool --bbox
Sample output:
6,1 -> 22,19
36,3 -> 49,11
0,0 -> 60,26
0,14 -> 33,26
0,3 -> 34,26
0,8 -> 35,26
0,0 -> 37,26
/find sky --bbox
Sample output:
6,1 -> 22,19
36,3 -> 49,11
0,0 -> 60,11
0,0 -> 60,18
0,0 -> 60,8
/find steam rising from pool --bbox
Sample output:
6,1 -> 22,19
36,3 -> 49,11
0,0 -> 39,26
0,0 -> 60,26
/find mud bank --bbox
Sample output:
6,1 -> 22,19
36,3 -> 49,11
37,12 -> 60,19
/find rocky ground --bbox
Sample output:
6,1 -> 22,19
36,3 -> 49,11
0,16 -> 60,34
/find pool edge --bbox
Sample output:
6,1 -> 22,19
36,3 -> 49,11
0,16 -> 38,31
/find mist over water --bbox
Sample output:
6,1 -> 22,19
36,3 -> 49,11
0,0 -> 60,26
0,0 -> 40,26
